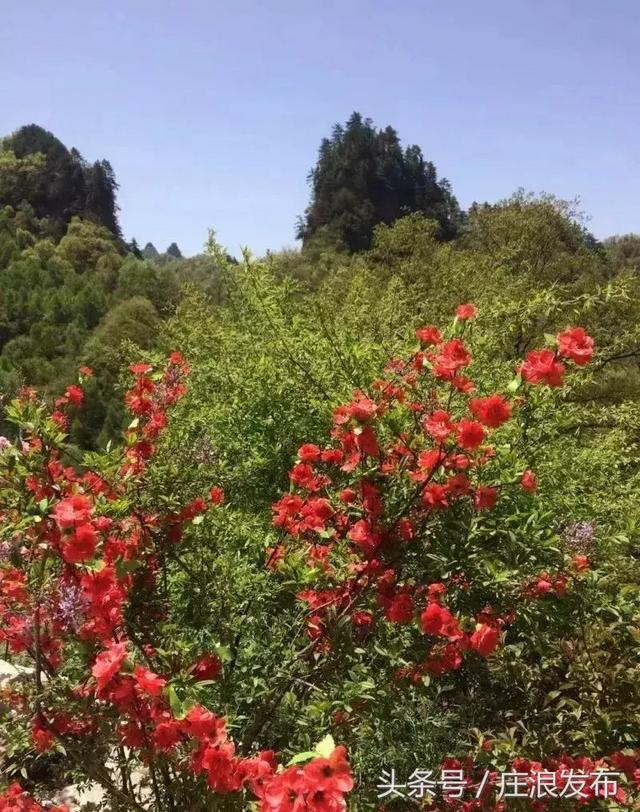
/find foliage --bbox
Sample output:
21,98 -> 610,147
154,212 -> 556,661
1,125 -> 120,238
2,119 -> 640,811
1,302 -> 639,810
297,113 -> 462,251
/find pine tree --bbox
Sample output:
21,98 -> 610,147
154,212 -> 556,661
298,113 -> 462,251
142,242 -> 160,260
84,159 -> 121,237
0,125 -> 121,237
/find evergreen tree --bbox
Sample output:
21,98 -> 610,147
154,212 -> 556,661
142,242 -> 159,260
127,238 -> 143,258
84,159 -> 121,236
0,125 -> 121,236
297,112 -> 462,251
166,241 -> 183,259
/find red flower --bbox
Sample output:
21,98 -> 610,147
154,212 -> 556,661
385,592 -> 414,623
521,470 -> 538,492
396,517 -> 414,541
432,339 -> 471,380
347,395 -> 378,422
455,303 -> 478,320
521,349 -> 566,387
133,665 -> 166,697
290,463 -> 317,489
469,394 -> 511,428
470,623 -> 500,656
190,653 -> 222,681
420,602 -> 454,635
321,449 -> 343,465
415,325 -> 442,345
129,362 -> 153,374
53,494 -> 92,529
456,419 -> 486,451
303,745 -> 354,794
424,410 -> 454,442
92,641 -> 128,693
152,716 -> 182,753
557,327 -> 594,365
572,554 -> 590,572
185,704 -> 226,742
209,486 -> 224,505
422,483 -> 449,510
418,449 -> 446,473
32,720 -> 54,752
532,575 -> 554,597
65,385 -> 84,408
428,582 -> 446,603
355,425 -> 380,457
348,519 -> 380,556
338,488 -> 356,505
119,721 -> 145,749
452,375 -> 475,393
474,486 -> 497,510
352,610 -> 374,631
298,443 -> 322,462
62,523 -> 97,563
445,472 -> 471,497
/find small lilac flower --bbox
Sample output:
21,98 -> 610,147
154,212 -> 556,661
54,582 -> 89,633
562,521 -> 596,552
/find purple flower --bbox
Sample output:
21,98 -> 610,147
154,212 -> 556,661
54,582 -> 89,632
562,521 -> 596,552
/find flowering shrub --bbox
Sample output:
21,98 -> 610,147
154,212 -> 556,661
0,355 -> 352,810
0,307 -> 639,810
269,315 -> 597,681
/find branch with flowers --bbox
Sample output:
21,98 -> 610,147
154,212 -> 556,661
0,306 -> 638,810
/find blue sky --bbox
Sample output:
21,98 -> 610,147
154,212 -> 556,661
1,1 -> 638,256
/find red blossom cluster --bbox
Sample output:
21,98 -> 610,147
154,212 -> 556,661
401,749 -> 640,811
0,310 -> 602,809
255,745 -> 353,812
270,308 -> 595,680
0,353 -> 356,810
0,784 -> 68,812
520,328 -> 594,388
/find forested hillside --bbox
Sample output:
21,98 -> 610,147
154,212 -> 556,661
1,116 -> 640,811
0,125 -> 230,447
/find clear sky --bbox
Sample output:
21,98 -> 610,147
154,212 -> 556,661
1,1 -> 638,256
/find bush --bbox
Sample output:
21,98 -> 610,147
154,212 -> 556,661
1,307 -> 639,810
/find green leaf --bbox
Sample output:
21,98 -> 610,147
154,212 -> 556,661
287,750 -> 317,766
314,734 -> 335,758
507,375 -> 522,393
215,644 -> 232,662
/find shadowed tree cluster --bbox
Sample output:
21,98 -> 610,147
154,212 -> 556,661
0,124 -> 121,237
297,112 -> 462,251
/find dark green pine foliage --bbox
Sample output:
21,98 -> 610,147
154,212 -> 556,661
297,112 -> 462,251
142,242 -> 160,260
1,124 -> 121,237
84,159 -> 121,236
127,238 -> 143,258
166,242 -> 183,259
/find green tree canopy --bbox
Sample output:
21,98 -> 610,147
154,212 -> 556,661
0,124 -> 121,237
297,112 -> 462,251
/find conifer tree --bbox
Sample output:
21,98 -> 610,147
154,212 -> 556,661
297,112 -> 462,251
